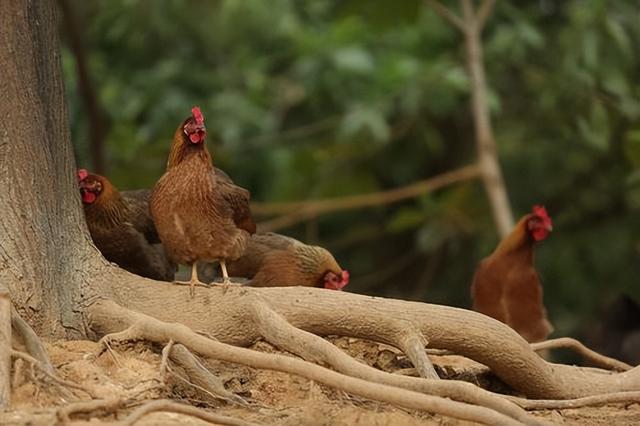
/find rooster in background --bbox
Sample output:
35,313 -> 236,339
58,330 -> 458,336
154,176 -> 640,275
78,169 -> 176,281
471,205 -> 554,343
150,106 -> 256,295
224,232 -> 349,289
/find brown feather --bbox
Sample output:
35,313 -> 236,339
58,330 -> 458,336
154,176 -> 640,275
81,175 -> 176,281
226,233 -> 344,287
470,214 -> 554,343
150,116 -> 255,268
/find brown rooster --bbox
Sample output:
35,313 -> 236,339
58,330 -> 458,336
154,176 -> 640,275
150,106 -> 256,294
77,169 -> 176,281
225,232 -> 349,289
471,205 -> 554,343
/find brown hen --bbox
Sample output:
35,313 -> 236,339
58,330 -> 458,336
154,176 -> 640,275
471,205 -> 554,343
77,169 -> 176,281
225,232 -> 349,289
149,106 -> 255,294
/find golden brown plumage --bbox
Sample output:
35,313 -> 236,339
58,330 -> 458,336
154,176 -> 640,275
149,106 -> 255,292
226,232 -> 349,289
77,169 -> 176,281
471,205 -> 554,343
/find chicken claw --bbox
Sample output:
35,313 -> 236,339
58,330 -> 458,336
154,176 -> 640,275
173,263 -> 208,297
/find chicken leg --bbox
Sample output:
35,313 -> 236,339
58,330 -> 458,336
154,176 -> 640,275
174,262 -> 207,297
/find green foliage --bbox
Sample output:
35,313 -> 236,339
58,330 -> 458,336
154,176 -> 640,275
62,0 -> 640,338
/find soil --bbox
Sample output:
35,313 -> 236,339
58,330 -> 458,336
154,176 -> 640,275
2,337 -> 640,425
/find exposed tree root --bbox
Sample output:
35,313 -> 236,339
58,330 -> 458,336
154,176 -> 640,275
159,339 -> 174,380
100,282 -> 640,401
0,285 -> 11,408
119,399 -> 258,426
511,391 -> 640,410
248,301 -> 540,424
89,300 -> 529,426
11,350 -> 95,399
251,301 -> 439,380
11,306 -> 54,373
56,397 -> 123,424
166,343 -> 248,405
531,337 -> 633,371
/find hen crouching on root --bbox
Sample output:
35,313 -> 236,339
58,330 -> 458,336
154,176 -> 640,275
77,169 -> 176,281
224,232 -> 350,290
150,106 -> 256,296
471,205 -> 554,343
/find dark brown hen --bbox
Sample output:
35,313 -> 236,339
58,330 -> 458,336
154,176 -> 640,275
149,106 -> 255,294
226,232 -> 349,289
471,205 -> 554,343
77,169 -> 176,281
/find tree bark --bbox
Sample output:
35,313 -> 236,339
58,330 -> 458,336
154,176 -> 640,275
0,0 -> 103,338
0,286 -> 11,408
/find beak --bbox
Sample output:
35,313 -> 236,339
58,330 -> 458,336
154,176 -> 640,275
546,224 -> 553,232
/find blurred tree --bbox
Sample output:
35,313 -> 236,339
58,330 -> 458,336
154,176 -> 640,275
60,0 -> 640,339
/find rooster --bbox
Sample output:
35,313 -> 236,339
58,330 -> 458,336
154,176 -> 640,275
225,232 -> 349,289
150,106 -> 256,295
77,169 -> 176,281
471,205 -> 554,343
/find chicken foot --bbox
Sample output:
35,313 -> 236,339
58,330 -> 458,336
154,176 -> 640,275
173,263 -> 209,297
209,260 -> 243,294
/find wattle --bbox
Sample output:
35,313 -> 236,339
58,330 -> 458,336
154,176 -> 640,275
532,228 -> 548,241
82,192 -> 97,204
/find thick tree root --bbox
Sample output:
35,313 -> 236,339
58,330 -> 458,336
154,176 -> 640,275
251,301 -> 439,380
0,286 -> 11,408
119,399 -> 258,426
531,337 -> 633,371
89,300 -> 530,426
248,301 -> 539,424
11,306 -> 54,373
165,342 -> 248,405
101,281 -> 640,400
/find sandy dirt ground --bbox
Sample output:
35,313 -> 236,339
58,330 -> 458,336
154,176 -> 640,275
2,337 -> 639,425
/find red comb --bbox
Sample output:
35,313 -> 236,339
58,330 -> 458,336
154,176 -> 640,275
532,205 -> 548,219
77,169 -> 88,181
191,106 -> 204,125
341,270 -> 350,284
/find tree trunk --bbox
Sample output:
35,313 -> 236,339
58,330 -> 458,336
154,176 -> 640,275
0,0 -> 101,338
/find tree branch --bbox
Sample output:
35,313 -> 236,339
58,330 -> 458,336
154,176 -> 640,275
58,0 -> 109,174
424,0 -> 465,32
476,0 -> 496,31
460,0 -> 514,236
254,164 -> 481,232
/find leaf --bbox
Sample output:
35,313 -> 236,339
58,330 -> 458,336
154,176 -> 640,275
387,207 -> 425,233
339,106 -> 390,142
332,46 -> 374,74
577,101 -> 610,151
